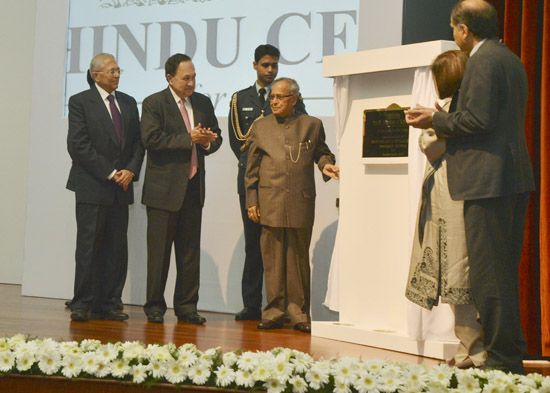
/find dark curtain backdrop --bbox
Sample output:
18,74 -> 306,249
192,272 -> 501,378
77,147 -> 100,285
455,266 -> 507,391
487,0 -> 550,357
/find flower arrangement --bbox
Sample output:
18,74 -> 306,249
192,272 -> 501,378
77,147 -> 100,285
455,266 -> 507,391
0,334 -> 549,393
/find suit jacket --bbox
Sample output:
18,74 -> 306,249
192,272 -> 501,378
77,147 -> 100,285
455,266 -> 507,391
228,84 -> 307,195
66,86 -> 144,205
433,39 -> 534,200
141,88 -> 222,211
245,112 -> 335,228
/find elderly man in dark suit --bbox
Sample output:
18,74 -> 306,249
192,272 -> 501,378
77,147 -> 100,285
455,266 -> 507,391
67,53 -> 144,322
228,44 -> 307,321
245,77 -> 339,333
141,53 -> 222,324
406,0 -> 534,374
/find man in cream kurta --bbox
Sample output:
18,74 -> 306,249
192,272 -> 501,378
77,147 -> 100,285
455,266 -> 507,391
244,78 -> 339,333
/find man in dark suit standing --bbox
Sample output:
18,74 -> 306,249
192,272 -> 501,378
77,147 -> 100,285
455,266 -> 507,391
141,53 -> 222,324
406,0 -> 534,374
245,78 -> 339,333
228,45 -> 306,321
67,53 -> 144,322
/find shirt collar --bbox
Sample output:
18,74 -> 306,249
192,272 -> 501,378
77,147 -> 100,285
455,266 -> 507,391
96,83 -> 115,101
255,82 -> 272,95
469,38 -> 487,57
169,86 -> 190,105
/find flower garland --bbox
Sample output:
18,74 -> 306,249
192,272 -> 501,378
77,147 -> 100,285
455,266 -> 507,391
0,334 -> 549,393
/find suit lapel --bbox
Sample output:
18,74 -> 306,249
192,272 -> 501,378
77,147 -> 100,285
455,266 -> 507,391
90,86 -> 120,147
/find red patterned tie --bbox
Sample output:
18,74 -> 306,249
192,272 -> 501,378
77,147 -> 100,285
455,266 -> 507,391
179,99 -> 198,179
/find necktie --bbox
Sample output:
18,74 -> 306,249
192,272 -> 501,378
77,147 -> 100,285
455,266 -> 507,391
258,87 -> 266,107
179,99 -> 198,179
107,94 -> 122,145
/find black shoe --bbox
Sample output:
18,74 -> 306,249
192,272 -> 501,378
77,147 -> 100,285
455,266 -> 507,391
177,312 -> 206,324
235,307 -> 262,321
293,322 -> 311,333
147,311 -> 164,324
90,310 -> 129,321
257,319 -> 283,329
70,309 -> 89,322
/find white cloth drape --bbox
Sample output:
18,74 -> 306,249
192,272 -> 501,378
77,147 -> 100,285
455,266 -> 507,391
323,75 -> 350,312
407,66 -> 456,342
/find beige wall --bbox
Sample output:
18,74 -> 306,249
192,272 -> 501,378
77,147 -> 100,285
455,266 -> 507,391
0,0 -> 37,283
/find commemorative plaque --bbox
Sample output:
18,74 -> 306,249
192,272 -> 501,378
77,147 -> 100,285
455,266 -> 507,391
362,104 -> 409,158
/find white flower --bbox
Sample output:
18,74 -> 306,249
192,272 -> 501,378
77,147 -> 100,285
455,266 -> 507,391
379,368 -> 403,392
215,364 -> 235,387
540,377 -> 550,393
188,363 -> 211,385
457,372 -> 482,393
0,338 -> 10,352
37,349 -> 61,375
16,352 -> 35,372
354,370 -> 380,393
334,379 -> 352,393
362,359 -> 388,373
289,375 -> 308,393
222,351 -> 238,367
401,364 -> 428,392
148,359 -> 168,379
0,350 -> 15,372
252,361 -> 272,382
121,341 -> 145,360
96,343 -> 119,363
110,358 -> 131,378
333,358 -> 358,385
95,361 -> 111,378
237,351 -> 257,371
482,381 -> 505,393
235,369 -> 255,388
264,378 -> 286,393
132,363 -> 148,384
165,359 -> 187,384
80,339 -> 101,352
305,365 -> 330,390
291,351 -> 313,373
61,355 -> 82,378
8,334 -> 26,350
59,341 -> 81,357
81,352 -> 100,375
14,341 -> 38,360
517,375 -> 538,389
177,347 -> 198,368
145,344 -> 172,362
271,353 -> 293,383
429,363 -> 454,387
427,380 -> 452,393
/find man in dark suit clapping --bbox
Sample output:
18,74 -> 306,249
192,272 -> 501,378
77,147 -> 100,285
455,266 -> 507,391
67,53 -> 144,322
141,54 -> 222,324
406,0 -> 534,374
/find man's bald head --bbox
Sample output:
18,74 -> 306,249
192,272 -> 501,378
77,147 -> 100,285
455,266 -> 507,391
451,0 -> 499,39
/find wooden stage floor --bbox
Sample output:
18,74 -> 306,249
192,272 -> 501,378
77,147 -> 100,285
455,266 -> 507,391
0,284 -> 548,375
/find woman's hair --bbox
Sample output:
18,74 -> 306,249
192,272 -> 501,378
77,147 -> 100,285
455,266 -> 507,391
431,50 -> 469,99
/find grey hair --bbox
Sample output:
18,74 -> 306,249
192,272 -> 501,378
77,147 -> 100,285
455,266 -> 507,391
89,53 -> 115,73
274,77 -> 300,95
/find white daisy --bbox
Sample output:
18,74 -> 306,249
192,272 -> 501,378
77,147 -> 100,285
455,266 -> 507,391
94,361 -> 111,378
147,358 -> 168,379
252,362 -> 272,382
121,341 -> 145,361
0,350 -> 15,372
81,351 -> 100,375
131,363 -> 148,384
290,351 -> 313,373
110,358 -> 131,378
354,370 -> 380,393
188,363 -> 211,385
289,375 -> 308,393
333,358 -> 358,385
264,378 -> 286,393
305,366 -> 329,390
215,364 -> 236,387
235,369 -> 255,388
37,349 -> 61,375
96,343 -> 119,363
456,372 -> 482,393
177,347 -> 198,368
61,355 -> 82,378
145,344 -> 172,362
271,353 -> 293,383
8,334 -> 26,350
16,351 -> 35,372
429,363 -> 454,387
237,351 -> 257,372
222,351 -> 238,367
80,339 -> 101,352
334,379 -> 352,393
14,341 -> 38,360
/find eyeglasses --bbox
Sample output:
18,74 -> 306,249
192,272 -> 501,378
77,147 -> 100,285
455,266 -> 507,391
269,94 -> 294,101
97,68 -> 123,76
